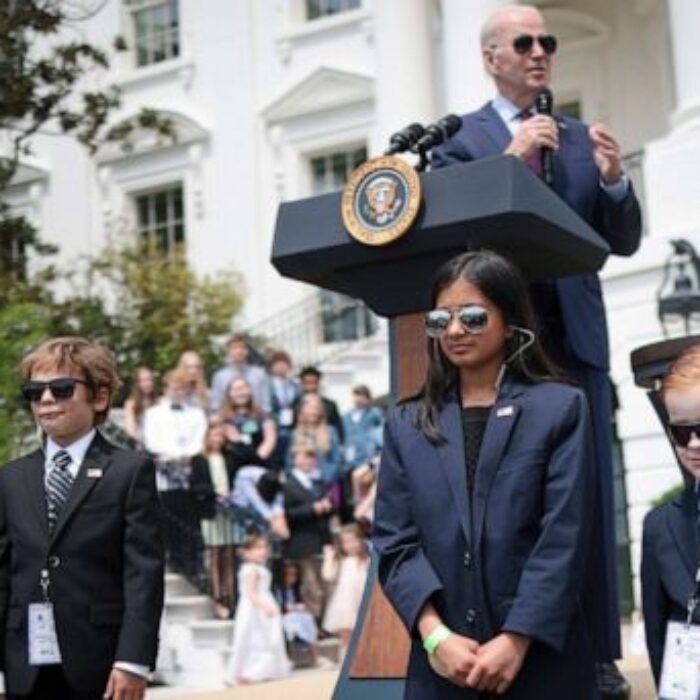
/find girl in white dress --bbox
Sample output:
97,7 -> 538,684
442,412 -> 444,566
322,523 -> 370,656
226,535 -> 292,685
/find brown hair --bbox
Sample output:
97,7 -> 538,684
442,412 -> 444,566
21,336 -> 120,425
267,349 -> 292,369
218,376 -> 263,422
239,533 -> 266,552
661,344 -> 700,400
126,366 -> 158,423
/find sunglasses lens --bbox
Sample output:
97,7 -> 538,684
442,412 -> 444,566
540,34 -> 557,54
49,379 -> 78,400
425,310 -> 452,338
458,306 -> 489,333
22,382 -> 44,402
513,34 -> 533,54
669,424 -> 698,447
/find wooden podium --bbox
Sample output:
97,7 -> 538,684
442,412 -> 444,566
271,155 -> 611,698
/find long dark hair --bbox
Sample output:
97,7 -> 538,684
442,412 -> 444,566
415,250 -> 562,444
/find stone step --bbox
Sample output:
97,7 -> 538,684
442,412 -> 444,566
331,349 -> 383,370
189,619 -> 235,648
165,595 -> 214,622
318,637 -> 341,664
164,572 -> 198,597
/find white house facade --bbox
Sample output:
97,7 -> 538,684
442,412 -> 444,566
7,0 -> 700,608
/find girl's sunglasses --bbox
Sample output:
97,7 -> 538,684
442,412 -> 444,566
22,377 -> 91,403
668,422 -> 700,448
512,33 -> 558,55
425,305 -> 489,338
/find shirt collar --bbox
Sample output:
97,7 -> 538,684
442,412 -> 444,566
292,468 -> 315,490
492,94 -> 528,125
45,428 -> 96,472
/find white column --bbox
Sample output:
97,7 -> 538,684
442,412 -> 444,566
668,0 -> 700,130
371,0 -> 436,154
440,0 -> 509,114
642,0 -> 700,237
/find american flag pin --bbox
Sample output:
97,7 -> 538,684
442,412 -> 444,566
496,406 -> 514,418
87,468 -> 103,478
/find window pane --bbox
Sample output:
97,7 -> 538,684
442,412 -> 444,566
174,224 -> 185,245
137,196 -> 149,227
173,188 -> 183,219
331,153 -> 347,189
154,192 -> 168,223
352,147 -> 367,169
306,0 -> 321,20
134,1 -> 180,67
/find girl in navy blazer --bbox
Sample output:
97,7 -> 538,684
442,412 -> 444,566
641,343 -> 700,686
373,250 -> 598,698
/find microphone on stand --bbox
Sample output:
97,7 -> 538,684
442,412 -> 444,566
414,114 -> 462,153
384,123 -> 426,155
534,88 -> 555,186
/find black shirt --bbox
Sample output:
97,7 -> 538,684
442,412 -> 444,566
462,406 -> 492,496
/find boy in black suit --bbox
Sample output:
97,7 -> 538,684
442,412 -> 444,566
642,343 -> 700,688
283,439 -> 333,622
0,337 -> 164,699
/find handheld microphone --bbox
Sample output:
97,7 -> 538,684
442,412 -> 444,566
385,123 -> 426,155
414,114 -> 462,152
534,88 -> 554,186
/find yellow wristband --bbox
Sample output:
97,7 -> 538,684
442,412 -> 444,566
423,624 -> 451,655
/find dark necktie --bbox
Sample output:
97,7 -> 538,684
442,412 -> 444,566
46,450 -> 74,533
517,109 -> 543,177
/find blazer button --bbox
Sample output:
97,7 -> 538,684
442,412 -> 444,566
48,555 -> 60,568
466,609 -> 477,624
463,551 -> 472,568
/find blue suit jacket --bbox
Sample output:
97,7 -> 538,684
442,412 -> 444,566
373,377 -> 599,699
431,103 -> 642,370
641,488 -> 700,686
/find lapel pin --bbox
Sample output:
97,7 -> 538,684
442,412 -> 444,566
86,468 -> 103,479
496,406 -> 514,418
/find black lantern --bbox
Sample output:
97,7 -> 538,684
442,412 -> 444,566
656,238 -> 700,336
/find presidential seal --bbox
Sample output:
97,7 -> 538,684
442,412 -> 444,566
341,155 -> 421,247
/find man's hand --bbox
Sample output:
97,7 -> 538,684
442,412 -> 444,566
103,668 -> 147,700
428,633 -> 480,687
465,632 -> 530,694
312,497 -> 332,515
589,122 -> 622,184
505,114 -> 558,160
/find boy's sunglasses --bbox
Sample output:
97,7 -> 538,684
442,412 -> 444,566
425,305 -> 489,338
668,422 -> 700,448
513,33 -> 558,55
22,377 -> 91,403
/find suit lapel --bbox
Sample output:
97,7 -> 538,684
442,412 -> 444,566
475,103 -> 512,153
21,448 -> 50,540
472,379 -> 523,548
667,491 -> 698,578
436,392 -> 471,546
50,433 -> 113,544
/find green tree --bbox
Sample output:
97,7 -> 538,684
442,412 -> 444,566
60,240 -> 245,393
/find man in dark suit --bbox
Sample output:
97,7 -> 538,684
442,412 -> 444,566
430,6 -> 642,696
0,337 -> 164,699
283,440 -> 333,622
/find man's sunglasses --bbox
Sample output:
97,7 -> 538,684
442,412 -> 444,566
425,305 -> 489,338
667,422 -> 700,448
513,34 -> 558,55
22,377 -> 91,403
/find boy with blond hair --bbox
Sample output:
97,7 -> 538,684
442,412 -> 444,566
0,337 -> 164,699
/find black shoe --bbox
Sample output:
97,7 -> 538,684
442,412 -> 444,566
596,662 -> 631,700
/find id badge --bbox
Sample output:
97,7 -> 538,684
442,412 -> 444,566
279,408 -> 294,427
28,602 -> 62,665
659,620 -> 700,699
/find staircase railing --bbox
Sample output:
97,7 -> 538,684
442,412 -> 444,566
245,290 -> 380,368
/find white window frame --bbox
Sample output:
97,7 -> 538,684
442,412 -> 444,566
306,0 -> 362,22
133,182 -> 185,254
126,0 -> 180,69
308,144 -> 367,195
